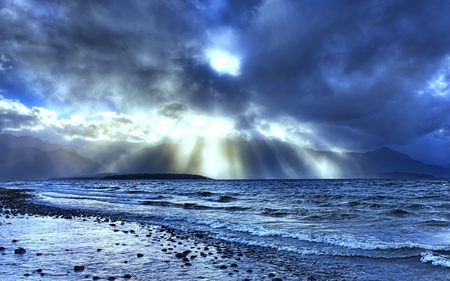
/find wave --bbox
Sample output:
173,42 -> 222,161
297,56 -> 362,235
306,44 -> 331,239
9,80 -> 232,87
207,234 -> 426,260
142,200 -> 248,211
387,209 -> 411,216
421,252 -> 450,268
202,195 -> 237,203
161,216 -> 450,253
261,208 -> 292,217
198,191 -> 217,197
421,220 -> 450,227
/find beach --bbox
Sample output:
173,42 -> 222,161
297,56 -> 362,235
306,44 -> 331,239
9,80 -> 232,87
0,188 -> 334,281
2,179 -> 450,281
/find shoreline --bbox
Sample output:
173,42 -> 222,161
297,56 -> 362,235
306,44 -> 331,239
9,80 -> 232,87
1,187 -> 447,280
0,188 -> 328,281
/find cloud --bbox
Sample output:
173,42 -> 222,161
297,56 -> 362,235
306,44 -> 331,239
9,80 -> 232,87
1,0 -> 450,162
238,0 -> 450,150
0,96 -> 239,143
0,95 -> 41,130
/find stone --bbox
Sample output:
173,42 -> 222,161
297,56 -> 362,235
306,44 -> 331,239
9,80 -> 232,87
14,248 -> 26,254
137,253 -> 144,258
107,277 -> 116,281
0,247 -> 5,251
268,273 -> 276,277
74,265 -> 85,271
123,274 -> 132,279
272,278 -> 283,281
175,252 -> 185,258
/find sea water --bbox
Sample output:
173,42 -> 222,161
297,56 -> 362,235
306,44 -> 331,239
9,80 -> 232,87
4,179 -> 450,280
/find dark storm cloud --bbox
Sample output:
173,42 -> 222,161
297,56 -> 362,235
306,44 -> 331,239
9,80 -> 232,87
240,0 -> 450,150
0,0 -> 261,115
1,0 -> 450,162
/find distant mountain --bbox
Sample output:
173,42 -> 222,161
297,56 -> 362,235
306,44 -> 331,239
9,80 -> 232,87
0,134 -> 62,151
114,140 -> 320,178
114,139 -> 450,179
73,140 -> 148,171
1,134 -> 449,179
0,135 -> 104,180
347,147 -> 449,178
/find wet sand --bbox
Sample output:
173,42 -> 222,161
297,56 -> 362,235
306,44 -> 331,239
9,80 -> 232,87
1,188 -> 344,281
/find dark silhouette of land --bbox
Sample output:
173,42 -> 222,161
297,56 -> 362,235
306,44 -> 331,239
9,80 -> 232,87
102,173 -> 210,180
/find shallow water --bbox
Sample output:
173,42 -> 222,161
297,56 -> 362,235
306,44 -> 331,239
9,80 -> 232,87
3,179 -> 450,280
0,215 -> 254,281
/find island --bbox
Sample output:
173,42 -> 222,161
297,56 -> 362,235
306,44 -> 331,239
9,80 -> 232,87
102,173 -> 211,180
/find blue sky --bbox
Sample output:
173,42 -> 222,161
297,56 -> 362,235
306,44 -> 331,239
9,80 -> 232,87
1,0 -> 450,165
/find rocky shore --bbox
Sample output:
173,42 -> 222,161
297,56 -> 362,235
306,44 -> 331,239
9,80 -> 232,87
0,188 -> 349,281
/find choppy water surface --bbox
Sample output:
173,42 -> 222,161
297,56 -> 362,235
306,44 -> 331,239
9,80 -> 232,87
6,179 -> 450,279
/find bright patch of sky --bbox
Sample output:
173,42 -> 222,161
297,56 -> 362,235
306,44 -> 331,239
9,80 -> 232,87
0,95 -> 238,143
426,57 -> 450,96
204,28 -> 241,76
206,49 -> 240,76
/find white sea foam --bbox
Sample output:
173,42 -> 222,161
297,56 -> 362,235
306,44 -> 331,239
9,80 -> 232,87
421,252 -> 450,268
178,218 -> 450,252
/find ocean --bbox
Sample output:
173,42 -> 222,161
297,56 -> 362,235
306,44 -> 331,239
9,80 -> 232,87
4,179 -> 450,280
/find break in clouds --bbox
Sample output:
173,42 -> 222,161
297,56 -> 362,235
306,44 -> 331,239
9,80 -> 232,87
1,0 -> 450,163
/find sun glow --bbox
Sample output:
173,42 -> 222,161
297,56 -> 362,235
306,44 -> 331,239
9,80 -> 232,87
206,49 -> 241,76
0,95 -> 346,179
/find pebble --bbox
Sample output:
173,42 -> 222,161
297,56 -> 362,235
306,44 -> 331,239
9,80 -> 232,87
175,252 -> 185,258
0,189 -> 298,280
14,247 -> 26,254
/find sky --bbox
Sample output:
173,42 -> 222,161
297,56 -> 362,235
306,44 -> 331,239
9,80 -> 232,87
1,0 -> 450,165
